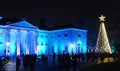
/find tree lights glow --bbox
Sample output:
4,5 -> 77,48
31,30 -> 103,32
95,15 -> 112,53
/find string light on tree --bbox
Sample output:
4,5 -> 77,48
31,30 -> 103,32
95,15 -> 112,53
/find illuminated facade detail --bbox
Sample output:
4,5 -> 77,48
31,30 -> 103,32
0,30 -> 2,34
0,20 -> 87,57
95,15 -> 112,53
47,28 -> 87,55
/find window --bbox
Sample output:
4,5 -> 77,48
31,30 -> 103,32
64,33 -> 68,37
64,46 -> 68,53
52,46 -> 54,53
45,43 -> 48,45
45,36 -> 48,38
41,43 -> 43,46
78,34 -> 81,37
41,35 -> 43,38
51,36 -> 53,38
57,35 -> 61,38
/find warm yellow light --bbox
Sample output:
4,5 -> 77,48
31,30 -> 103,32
103,57 -> 114,63
95,15 -> 112,53
99,15 -> 106,22
97,57 -> 115,64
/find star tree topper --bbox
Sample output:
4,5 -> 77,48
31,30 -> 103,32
99,15 -> 106,22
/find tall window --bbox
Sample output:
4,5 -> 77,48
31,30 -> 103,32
57,35 -> 61,38
64,33 -> 68,37
41,43 -> 43,46
51,36 -> 53,38
41,35 -> 43,38
78,34 -> 81,37
45,42 -> 48,45
52,46 -> 54,53
64,46 -> 68,53
45,35 -> 48,38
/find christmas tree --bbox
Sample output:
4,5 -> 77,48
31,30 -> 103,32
94,15 -> 112,53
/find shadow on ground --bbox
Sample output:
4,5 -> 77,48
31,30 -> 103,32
81,61 -> 120,71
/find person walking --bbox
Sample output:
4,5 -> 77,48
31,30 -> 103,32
16,56 -> 20,71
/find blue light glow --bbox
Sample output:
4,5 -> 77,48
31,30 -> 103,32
0,21 -> 87,57
0,28 -> 6,56
37,30 -> 48,55
47,28 -> 87,55
0,16 -> 3,20
10,29 -> 17,57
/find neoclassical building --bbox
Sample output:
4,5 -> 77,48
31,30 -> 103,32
0,20 -> 87,57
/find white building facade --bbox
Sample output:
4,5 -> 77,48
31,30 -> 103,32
0,20 -> 87,57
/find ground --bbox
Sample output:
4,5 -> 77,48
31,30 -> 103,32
2,57 -> 120,71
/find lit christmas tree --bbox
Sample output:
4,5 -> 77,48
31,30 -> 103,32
94,15 -> 112,53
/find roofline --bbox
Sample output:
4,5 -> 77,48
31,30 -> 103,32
49,28 -> 87,32
8,20 -> 38,29
0,25 -> 7,29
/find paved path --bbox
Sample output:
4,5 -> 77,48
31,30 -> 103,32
2,60 -> 16,71
35,63 -> 83,71
1,60 -> 91,71
0,57 -> 116,71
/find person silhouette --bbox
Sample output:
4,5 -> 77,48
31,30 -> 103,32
16,56 -> 20,71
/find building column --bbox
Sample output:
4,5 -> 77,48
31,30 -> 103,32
16,30 -> 20,56
26,31 -> 29,54
34,32 -> 38,55
5,28 -> 10,57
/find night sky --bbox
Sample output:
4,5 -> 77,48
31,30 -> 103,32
0,0 -> 120,40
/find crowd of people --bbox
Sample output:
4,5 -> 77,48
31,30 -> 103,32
15,52 -> 120,71
16,54 -> 37,71
16,53 -> 85,71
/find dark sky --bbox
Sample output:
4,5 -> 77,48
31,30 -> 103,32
0,0 -> 120,39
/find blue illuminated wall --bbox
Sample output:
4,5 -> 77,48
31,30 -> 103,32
19,30 -> 27,55
37,30 -> 49,55
0,26 -> 7,56
0,20 -> 87,57
36,28 -> 87,55
9,29 -> 17,57
0,21 -> 38,57
71,28 -> 87,53
47,28 -> 87,55
28,31 -> 37,55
